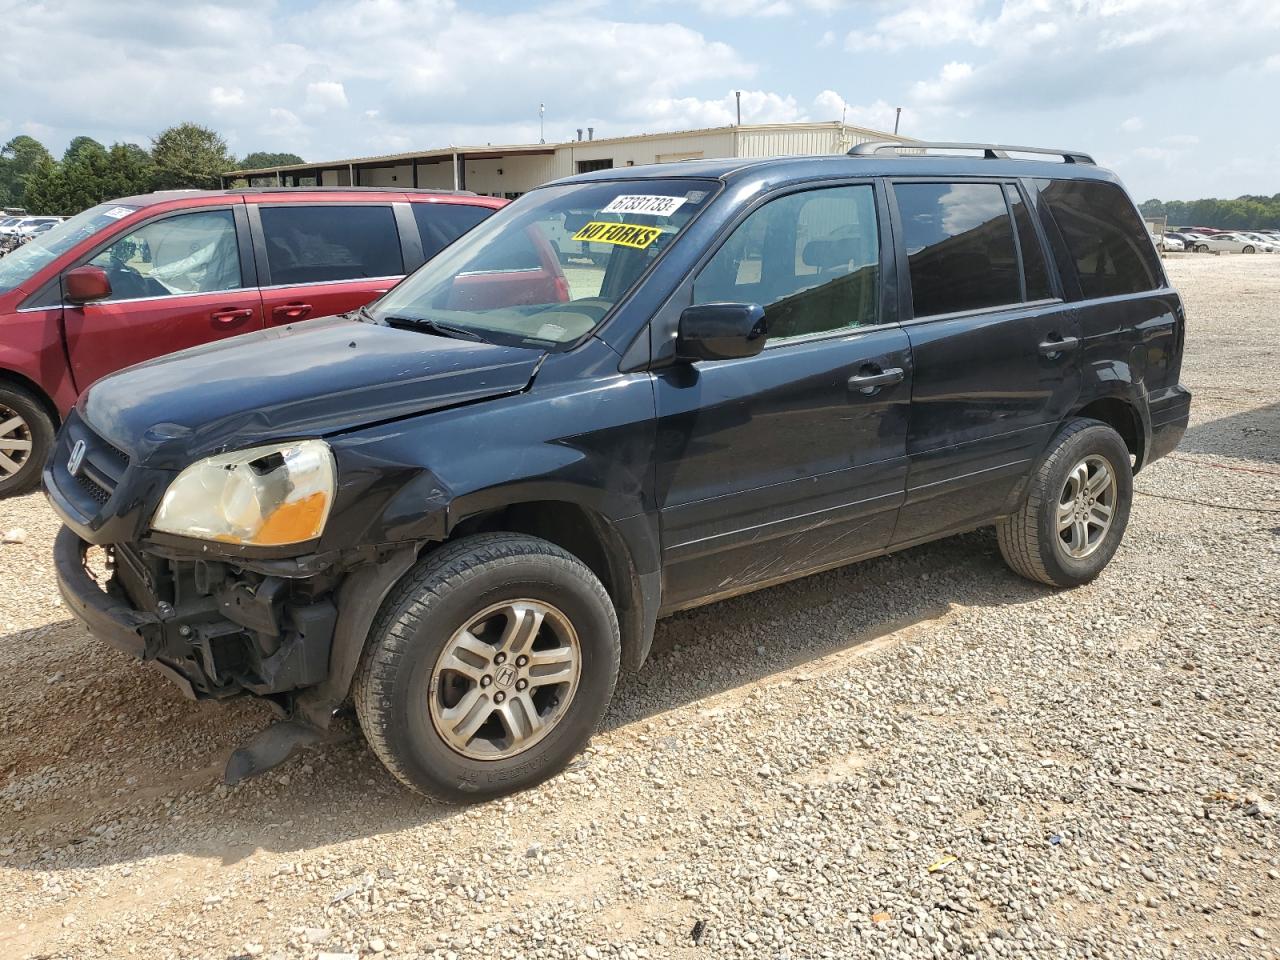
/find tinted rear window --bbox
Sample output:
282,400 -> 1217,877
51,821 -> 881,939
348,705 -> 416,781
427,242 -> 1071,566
413,202 -> 494,260
260,205 -> 403,285
895,181 -> 1020,317
1037,179 -> 1161,299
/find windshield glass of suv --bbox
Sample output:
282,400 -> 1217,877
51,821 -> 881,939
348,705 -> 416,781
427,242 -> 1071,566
0,202 -> 140,294
370,179 -> 718,346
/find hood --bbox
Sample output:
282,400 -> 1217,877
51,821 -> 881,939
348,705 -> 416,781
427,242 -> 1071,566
82,315 -> 545,465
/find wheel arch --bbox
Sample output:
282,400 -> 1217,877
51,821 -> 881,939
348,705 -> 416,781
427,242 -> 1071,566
1072,395 -> 1147,471
447,498 -> 657,673
0,366 -> 61,428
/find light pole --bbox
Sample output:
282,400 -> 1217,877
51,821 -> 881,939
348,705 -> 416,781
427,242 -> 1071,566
539,103 -> 545,144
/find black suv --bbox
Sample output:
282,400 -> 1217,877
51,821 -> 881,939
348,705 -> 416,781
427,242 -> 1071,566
47,142 -> 1190,801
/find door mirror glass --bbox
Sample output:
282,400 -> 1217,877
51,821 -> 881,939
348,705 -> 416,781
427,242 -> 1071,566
64,265 -> 112,304
676,302 -> 767,362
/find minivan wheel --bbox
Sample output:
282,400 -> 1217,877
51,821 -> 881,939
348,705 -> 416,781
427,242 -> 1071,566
996,419 -> 1133,588
353,533 -> 620,802
0,384 -> 55,498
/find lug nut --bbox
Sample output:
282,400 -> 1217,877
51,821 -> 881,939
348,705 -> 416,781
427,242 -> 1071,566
515,679 -> 528,691
515,655 -> 528,667
494,691 -> 506,704
494,652 -> 507,665
480,675 -> 492,687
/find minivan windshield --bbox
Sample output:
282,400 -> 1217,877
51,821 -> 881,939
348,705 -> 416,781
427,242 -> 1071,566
369,178 -> 718,347
0,202 -> 139,294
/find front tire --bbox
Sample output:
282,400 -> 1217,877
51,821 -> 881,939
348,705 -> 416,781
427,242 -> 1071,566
354,533 -> 620,802
996,419 -> 1133,588
0,384 -> 55,498
1242,245 -> 1255,254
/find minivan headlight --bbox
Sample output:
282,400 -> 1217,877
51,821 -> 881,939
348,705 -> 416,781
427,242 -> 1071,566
152,440 -> 335,547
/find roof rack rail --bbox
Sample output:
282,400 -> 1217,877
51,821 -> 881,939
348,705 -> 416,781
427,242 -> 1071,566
221,186 -> 477,196
848,141 -> 1095,165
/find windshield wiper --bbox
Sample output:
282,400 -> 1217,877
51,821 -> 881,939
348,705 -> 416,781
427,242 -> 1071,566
382,314 -> 487,342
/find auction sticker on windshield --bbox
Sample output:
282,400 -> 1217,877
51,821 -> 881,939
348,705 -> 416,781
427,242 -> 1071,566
572,221 -> 663,249
601,195 -> 688,217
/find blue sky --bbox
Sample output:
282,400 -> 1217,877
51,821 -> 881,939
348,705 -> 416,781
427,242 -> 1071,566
2,0 -> 1277,200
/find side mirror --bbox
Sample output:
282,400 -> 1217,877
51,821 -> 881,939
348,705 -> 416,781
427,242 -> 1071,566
65,265 -> 112,304
676,303 -> 767,362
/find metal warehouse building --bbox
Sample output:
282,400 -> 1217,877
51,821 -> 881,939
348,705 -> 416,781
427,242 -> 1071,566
221,121 -> 911,198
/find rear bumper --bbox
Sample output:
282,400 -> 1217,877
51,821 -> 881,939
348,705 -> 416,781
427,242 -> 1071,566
1147,384 -> 1192,465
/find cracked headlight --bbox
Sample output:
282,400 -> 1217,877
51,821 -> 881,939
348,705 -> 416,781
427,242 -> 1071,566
152,440 -> 336,547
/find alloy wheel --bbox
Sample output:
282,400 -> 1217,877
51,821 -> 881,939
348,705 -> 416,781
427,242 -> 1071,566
429,599 -> 581,760
1056,454 -> 1117,559
0,404 -> 33,479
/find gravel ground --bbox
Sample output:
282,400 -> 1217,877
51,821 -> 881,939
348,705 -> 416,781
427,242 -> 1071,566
1,253 -> 1277,960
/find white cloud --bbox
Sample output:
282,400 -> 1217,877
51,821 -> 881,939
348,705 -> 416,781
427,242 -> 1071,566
209,86 -> 246,110
305,81 -> 349,114
888,0 -> 1280,114
818,29 -> 836,48
1120,116 -> 1144,133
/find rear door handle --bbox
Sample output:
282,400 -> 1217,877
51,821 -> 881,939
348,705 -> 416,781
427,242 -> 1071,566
847,366 -> 905,395
211,307 -> 254,326
271,302 -> 313,322
1038,335 -> 1080,358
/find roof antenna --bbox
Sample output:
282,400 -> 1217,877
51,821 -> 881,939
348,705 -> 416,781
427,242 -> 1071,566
894,107 -> 902,135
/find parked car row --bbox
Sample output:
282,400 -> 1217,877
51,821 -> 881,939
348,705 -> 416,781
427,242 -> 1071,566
39,143 -> 1191,801
1165,228 -> 1280,253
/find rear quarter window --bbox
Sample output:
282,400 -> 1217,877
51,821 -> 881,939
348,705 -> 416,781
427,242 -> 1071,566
413,202 -> 495,260
1037,179 -> 1162,299
259,205 -> 403,285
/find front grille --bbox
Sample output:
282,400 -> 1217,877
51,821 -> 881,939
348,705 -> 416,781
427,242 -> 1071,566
75,471 -> 111,504
50,412 -> 133,520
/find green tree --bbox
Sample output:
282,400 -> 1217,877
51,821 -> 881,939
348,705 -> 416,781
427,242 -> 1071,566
151,122 -> 235,190
0,135 -> 54,208
240,151 -> 304,170
21,140 -> 158,215
62,135 -> 105,164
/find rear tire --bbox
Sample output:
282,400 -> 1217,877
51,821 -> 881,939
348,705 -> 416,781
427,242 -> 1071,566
996,419 -> 1133,588
0,383 -> 55,499
354,533 -> 620,802
1195,244 -> 1209,253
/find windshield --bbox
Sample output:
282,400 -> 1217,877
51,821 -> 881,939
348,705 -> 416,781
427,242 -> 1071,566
0,202 -> 139,294
370,178 -> 718,346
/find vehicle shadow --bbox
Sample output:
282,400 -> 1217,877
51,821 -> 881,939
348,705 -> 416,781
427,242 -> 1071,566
0,526 -> 1054,875
1178,400 -> 1280,464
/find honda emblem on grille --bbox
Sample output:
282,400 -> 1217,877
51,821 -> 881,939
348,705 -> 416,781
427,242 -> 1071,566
67,439 -> 87,477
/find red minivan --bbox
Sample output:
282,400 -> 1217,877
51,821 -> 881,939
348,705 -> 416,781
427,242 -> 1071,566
0,188 -> 569,497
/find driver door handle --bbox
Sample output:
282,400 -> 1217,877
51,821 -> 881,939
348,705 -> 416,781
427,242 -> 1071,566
211,307 -> 254,326
848,366 -> 905,395
1038,334 -> 1080,358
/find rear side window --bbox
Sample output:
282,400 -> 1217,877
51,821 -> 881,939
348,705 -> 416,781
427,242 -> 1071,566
413,202 -> 495,260
895,182 -> 1020,317
259,205 -> 403,285
1037,179 -> 1161,299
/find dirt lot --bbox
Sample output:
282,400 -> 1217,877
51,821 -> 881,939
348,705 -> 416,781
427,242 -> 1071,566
1,254 -> 1277,960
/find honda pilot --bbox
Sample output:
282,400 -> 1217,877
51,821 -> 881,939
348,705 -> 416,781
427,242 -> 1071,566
46,142 -> 1191,802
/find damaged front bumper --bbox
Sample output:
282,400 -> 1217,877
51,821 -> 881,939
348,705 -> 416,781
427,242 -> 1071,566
53,525 -> 339,704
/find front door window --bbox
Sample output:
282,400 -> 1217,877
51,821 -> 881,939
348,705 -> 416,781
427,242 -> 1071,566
88,210 -> 242,300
